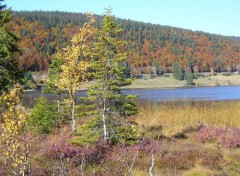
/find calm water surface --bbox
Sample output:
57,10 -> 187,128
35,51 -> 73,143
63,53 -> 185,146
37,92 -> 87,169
22,85 -> 240,107
124,85 -> 240,101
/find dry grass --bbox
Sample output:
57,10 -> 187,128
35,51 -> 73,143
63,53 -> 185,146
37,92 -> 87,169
181,166 -> 217,176
126,73 -> 240,89
134,101 -> 240,138
197,73 -> 240,86
127,74 -> 184,89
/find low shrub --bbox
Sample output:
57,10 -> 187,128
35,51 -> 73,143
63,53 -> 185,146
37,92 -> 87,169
222,72 -> 231,76
25,80 -> 37,90
72,117 -> 140,146
159,143 -> 222,171
194,127 -> 240,148
27,97 -> 60,134
50,138 -> 111,166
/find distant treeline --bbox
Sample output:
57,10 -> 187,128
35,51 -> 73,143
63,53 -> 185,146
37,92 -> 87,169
10,11 -> 240,73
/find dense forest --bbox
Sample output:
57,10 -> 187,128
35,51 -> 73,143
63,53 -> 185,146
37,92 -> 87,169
10,11 -> 240,73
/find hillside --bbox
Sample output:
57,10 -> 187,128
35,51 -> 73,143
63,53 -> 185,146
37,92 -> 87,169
10,11 -> 240,73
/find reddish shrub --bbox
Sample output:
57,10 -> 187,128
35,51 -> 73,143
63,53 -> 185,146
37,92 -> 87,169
217,129 -> 240,148
194,127 -> 240,148
159,143 -> 222,171
140,139 -> 161,154
49,138 -> 112,165
0,164 -> 7,175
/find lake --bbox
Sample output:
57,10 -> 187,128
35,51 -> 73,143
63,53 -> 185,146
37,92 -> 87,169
124,85 -> 240,101
22,85 -> 240,107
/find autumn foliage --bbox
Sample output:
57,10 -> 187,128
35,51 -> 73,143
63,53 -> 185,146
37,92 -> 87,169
9,11 -> 240,73
0,85 -> 31,175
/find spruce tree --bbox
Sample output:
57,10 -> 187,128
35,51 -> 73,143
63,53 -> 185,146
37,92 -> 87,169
185,67 -> 194,85
87,9 -> 137,142
172,61 -> 183,80
0,0 -> 23,93
42,55 -> 64,113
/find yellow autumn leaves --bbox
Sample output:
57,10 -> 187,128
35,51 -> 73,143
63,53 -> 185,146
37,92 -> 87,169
0,84 -> 31,175
52,13 -> 97,132
55,13 -> 96,98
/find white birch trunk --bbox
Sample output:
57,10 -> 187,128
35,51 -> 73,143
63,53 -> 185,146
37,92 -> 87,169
102,111 -> 107,141
149,154 -> 155,176
71,99 -> 76,133
57,94 -> 60,113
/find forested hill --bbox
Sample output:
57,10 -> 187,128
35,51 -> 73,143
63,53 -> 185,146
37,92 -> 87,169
10,11 -> 240,73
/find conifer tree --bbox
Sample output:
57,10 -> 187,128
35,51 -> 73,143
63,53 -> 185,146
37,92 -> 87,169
185,67 -> 194,85
87,9 -> 137,142
42,55 -> 64,113
172,61 -> 183,80
0,0 -> 23,93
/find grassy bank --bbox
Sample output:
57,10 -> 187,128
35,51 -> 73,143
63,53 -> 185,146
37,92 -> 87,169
134,101 -> 240,138
1,101 -> 238,175
131,101 -> 240,175
127,73 -> 240,89
81,73 -> 240,89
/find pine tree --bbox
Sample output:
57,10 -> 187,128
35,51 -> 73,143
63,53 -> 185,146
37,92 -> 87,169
172,61 -> 183,80
42,55 -> 64,113
0,0 -> 23,93
87,9 -> 137,142
185,67 -> 194,85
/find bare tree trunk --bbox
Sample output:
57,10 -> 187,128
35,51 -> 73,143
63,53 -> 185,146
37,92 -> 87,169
149,154 -> 155,176
80,157 -> 85,176
127,149 -> 139,176
21,134 -> 31,176
102,111 -> 107,141
59,154 -> 68,176
101,94 -> 108,141
57,94 -> 60,113
71,99 -> 76,133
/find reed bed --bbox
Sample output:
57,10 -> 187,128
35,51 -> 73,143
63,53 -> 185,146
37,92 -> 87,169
134,101 -> 240,138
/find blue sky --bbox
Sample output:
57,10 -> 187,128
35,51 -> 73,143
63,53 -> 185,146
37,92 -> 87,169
4,0 -> 240,37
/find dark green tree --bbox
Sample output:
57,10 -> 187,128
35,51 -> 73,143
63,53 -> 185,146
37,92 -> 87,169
0,0 -> 23,93
172,61 -> 183,80
21,71 -> 37,90
27,97 -> 59,134
87,9 -> 137,143
121,59 -> 132,78
42,54 -> 64,113
185,67 -> 194,86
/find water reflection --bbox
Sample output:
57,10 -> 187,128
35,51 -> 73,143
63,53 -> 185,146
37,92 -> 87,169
22,85 -> 240,108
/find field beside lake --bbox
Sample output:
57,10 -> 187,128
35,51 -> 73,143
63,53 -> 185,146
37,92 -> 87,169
130,101 -> 240,175
2,100 -> 238,176
80,73 -> 240,89
135,101 -> 240,138
127,73 -> 240,89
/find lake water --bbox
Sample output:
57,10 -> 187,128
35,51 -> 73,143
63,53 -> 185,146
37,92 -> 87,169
123,85 -> 240,102
22,85 -> 240,107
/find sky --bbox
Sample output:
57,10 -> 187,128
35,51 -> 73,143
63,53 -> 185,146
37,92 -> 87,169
4,0 -> 240,37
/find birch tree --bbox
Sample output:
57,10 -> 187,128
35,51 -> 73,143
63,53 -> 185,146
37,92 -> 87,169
56,13 -> 96,133
0,84 -> 31,175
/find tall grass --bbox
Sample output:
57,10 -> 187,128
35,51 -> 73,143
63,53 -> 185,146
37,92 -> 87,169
134,101 -> 240,138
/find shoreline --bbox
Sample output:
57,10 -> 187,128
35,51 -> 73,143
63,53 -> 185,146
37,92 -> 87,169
23,73 -> 240,91
23,83 -> 240,92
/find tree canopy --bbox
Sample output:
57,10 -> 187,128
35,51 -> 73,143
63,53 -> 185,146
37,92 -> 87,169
0,0 -> 23,93
8,10 -> 240,74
